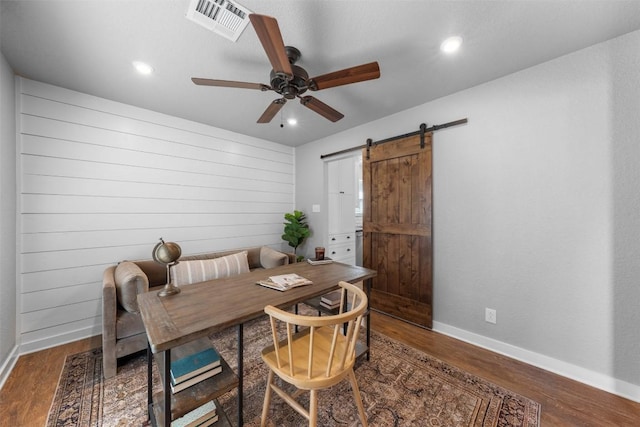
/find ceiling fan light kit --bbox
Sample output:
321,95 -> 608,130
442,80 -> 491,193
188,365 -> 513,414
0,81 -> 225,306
192,13 -> 381,124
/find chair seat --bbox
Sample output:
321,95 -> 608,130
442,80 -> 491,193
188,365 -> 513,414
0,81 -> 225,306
261,326 -> 354,390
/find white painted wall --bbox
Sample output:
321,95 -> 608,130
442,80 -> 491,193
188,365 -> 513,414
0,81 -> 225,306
0,51 -> 18,387
296,30 -> 640,400
16,78 -> 294,353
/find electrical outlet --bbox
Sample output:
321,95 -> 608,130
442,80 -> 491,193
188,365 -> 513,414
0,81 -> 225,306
485,308 -> 497,324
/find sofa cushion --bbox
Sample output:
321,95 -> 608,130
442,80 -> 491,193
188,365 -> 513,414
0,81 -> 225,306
115,309 -> 146,339
260,246 -> 289,268
171,250 -> 250,286
114,261 -> 149,313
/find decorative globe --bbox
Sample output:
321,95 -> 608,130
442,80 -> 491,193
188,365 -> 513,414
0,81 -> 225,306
153,238 -> 182,297
152,238 -> 182,265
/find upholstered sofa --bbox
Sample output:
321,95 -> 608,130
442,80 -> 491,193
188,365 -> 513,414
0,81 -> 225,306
102,246 -> 295,378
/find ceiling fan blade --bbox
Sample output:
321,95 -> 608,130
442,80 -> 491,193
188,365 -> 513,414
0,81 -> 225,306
249,14 -> 293,78
257,98 -> 287,123
309,61 -> 380,91
191,78 -> 270,91
299,96 -> 344,122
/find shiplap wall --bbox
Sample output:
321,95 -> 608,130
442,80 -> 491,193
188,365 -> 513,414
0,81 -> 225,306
18,78 -> 294,352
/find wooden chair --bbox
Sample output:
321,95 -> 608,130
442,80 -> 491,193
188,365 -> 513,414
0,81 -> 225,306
260,281 -> 369,427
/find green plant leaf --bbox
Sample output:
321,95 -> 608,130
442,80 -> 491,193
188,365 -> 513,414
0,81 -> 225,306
282,210 -> 310,254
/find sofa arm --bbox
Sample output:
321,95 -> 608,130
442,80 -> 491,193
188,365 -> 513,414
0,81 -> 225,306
102,265 -> 118,378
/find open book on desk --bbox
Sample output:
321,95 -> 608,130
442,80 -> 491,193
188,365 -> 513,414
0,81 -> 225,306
257,273 -> 313,291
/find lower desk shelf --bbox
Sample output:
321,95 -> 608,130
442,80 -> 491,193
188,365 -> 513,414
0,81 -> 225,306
302,295 -> 342,315
151,346 -> 239,426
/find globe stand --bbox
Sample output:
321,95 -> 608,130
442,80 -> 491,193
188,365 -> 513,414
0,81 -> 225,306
158,262 -> 181,297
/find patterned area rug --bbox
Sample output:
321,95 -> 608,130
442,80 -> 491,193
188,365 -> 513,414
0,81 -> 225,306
47,315 -> 540,427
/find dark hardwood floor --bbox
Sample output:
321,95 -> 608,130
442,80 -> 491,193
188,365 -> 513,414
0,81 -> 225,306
1,313 -> 638,426
0,335 -> 102,426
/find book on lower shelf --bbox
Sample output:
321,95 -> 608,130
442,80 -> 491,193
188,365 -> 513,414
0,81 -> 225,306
257,273 -> 312,291
320,300 -> 341,310
307,257 -> 333,265
171,400 -> 218,427
170,341 -> 222,385
171,365 -> 223,393
195,416 -> 218,427
320,290 -> 343,308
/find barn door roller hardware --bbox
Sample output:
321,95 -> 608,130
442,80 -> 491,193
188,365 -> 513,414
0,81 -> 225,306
419,123 -> 427,149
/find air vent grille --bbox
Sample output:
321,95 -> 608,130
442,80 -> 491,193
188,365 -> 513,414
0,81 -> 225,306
186,0 -> 252,42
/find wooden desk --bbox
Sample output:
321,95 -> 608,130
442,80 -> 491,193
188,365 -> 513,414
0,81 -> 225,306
138,261 -> 376,426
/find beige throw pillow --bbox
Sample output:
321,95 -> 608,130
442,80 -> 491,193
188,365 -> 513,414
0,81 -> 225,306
171,251 -> 250,286
114,261 -> 149,313
260,246 -> 289,268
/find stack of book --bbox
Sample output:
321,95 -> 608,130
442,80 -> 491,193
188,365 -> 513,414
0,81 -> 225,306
320,290 -> 343,310
171,400 -> 218,427
170,340 -> 222,393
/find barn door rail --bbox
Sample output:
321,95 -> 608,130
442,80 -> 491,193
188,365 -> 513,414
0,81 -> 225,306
320,117 -> 467,160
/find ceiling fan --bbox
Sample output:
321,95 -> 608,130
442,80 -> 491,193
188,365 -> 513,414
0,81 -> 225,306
191,13 -> 381,124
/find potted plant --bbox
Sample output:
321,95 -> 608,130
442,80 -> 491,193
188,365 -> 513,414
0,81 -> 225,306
282,210 -> 311,262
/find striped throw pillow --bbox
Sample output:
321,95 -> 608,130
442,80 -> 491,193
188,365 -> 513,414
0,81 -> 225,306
171,251 -> 250,286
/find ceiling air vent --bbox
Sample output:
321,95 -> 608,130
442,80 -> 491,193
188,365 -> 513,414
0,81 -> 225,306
186,0 -> 252,42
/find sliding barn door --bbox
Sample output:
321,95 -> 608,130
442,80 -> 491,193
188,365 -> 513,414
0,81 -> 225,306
363,133 -> 433,328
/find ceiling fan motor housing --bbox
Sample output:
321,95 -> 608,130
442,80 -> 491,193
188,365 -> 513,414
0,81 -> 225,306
270,64 -> 309,99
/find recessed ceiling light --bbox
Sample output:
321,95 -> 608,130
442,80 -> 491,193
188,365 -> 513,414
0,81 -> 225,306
440,36 -> 463,54
287,118 -> 298,126
133,61 -> 154,75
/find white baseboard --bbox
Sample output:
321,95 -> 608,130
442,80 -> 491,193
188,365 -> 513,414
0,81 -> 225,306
432,321 -> 640,403
0,344 -> 20,390
19,325 -> 100,355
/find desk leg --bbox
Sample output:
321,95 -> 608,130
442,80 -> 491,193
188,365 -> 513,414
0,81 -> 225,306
238,324 -> 244,427
147,343 -> 153,423
163,349 -> 171,427
366,278 -> 371,361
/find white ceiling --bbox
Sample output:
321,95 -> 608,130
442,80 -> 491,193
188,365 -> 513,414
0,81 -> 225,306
2,0 -> 640,147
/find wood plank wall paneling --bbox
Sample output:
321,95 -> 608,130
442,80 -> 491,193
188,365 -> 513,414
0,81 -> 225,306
17,78 -> 295,351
